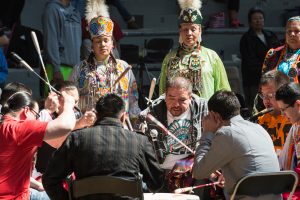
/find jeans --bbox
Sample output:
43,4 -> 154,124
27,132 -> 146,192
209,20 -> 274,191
71,0 -> 133,22
30,188 -> 50,200
107,0 -> 132,22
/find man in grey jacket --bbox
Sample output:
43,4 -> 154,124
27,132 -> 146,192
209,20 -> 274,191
42,0 -> 81,91
193,90 -> 281,200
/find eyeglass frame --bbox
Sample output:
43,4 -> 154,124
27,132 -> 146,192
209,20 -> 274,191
280,102 -> 295,114
286,30 -> 300,36
29,108 -> 40,119
258,92 -> 276,100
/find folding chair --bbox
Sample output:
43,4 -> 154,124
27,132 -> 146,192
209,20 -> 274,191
225,66 -> 243,95
230,171 -> 298,200
68,173 -> 144,200
137,38 -> 173,108
143,38 -> 173,63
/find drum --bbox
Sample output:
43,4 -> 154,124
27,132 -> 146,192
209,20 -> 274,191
144,193 -> 200,200
166,155 -> 195,192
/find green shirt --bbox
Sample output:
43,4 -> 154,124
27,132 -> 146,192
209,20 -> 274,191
159,46 -> 231,100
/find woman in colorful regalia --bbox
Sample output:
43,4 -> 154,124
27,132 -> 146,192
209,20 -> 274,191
70,0 -> 140,118
262,16 -> 300,83
159,0 -> 231,100
254,16 -> 300,113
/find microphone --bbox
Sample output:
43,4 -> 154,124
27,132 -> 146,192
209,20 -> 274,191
149,129 -> 164,164
249,107 -> 274,122
146,114 -> 194,154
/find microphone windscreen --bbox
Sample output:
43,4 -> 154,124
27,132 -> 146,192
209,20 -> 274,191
149,129 -> 158,138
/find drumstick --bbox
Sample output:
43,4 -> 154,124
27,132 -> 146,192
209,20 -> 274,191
11,52 -> 59,94
214,170 -> 222,176
31,31 -> 52,92
174,181 -> 220,194
125,117 -> 133,131
112,65 -> 132,88
146,114 -> 194,154
146,78 -> 156,104
11,52 -> 81,113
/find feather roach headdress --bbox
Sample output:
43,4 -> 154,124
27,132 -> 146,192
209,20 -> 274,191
86,0 -> 114,38
178,0 -> 203,25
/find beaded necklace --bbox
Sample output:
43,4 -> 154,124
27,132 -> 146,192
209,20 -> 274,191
277,47 -> 300,82
167,43 -> 203,94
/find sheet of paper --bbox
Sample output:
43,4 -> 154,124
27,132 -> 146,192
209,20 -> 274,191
159,154 -> 189,170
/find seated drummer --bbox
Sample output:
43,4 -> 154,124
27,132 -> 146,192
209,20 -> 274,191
136,76 -> 208,164
193,90 -> 280,199
257,70 -> 292,154
43,93 -> 164,199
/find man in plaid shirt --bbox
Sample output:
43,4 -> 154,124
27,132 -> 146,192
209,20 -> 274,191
43,93 -> 164,200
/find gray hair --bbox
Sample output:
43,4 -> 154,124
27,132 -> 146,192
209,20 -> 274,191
166,77 -> 193,94
287,16 -> 300,22
260,70 -> 290,89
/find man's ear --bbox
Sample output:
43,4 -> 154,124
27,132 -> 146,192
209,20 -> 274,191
119,111 -> 126,124
188,93 -> 192,100
211,111 -> 223,125
96,112 -> 100,122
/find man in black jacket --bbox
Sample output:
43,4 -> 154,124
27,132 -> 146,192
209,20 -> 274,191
43,93 -> 164,200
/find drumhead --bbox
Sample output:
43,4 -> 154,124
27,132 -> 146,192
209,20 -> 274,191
143,193 -> 200,200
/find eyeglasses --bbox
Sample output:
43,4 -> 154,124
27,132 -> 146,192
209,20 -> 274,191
258,93 -> 276,100
30,109 -> 40,120
280,103 -> 295,114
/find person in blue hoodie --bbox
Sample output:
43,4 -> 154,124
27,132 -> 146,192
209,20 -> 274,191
0,48 -> 8,89
0,28 -> 8,89
42,0 -> 81,95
